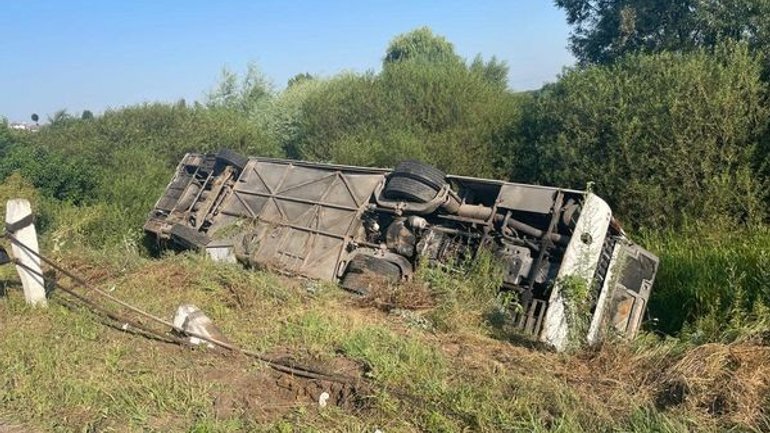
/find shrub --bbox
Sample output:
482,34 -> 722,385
292,63 -> 521,178
0,103 -> 279,250
0,172 -> 40,224
519,42 -> 768,228
0,145 -> 98,204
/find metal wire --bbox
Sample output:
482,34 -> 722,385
3,230 -> 361,385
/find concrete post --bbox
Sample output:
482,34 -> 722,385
6,199 -> 46,306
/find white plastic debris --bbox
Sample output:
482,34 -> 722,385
318,391 -> 330,408
172,304 -> 229,348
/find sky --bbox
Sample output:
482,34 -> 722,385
0,1 -> 575,123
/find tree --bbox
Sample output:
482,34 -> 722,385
383,27 -> 463,66
469,54 -> 509,88
518,42 -> 767,227
31,113 -> 39,124
555,0 -> 698,64
292,62 -> 520,177
287,73 -> 313,88
81,110 -> 94,120
555,0 -> 770,65
206,62 -> 272,113
48,109 -> 72,126
696,0 -> 770,62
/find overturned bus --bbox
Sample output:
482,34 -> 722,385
144,150 -> 659,351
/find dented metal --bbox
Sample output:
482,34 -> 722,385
145,151 -> 659,350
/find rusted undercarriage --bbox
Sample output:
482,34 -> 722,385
145,150 -> 658,351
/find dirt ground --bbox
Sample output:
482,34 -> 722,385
205,352 -> 370,422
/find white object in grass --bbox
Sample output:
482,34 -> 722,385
6,199 -> 46,306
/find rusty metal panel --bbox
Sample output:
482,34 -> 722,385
210,159 -> 385,280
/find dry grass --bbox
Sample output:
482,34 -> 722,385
354,274 -> 436,311
0,249 -> 768,432
657,343 -> 770,429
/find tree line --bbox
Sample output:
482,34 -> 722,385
1,13 -> 769,236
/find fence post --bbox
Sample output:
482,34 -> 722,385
6,199 -> 46,306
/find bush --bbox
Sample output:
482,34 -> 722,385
0,172 -> 40,224
292,63 -> 521,178
0,145 -> 98,203
519,42 -> 768,228
0,103 -> 279,250
21,104 -> 274,197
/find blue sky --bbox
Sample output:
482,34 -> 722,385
0,1 -> 574,122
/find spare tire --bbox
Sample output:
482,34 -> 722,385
383,176 -> 440,203
391,160 -> 446,190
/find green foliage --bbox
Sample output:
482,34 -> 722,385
556,0 -> 770,65
291,62 -> 520,177
0,103 -> 278,248
418,250 -> 507,333
558,274 -> 592,346
518,43 -> 767,228
253,75 -> 329,158
697,0 -> 770,63
206,63 -> 273,113
48,108 -> 74,125
286,72 -> 313,88
0,120 -> 15,156
383,26 -> 462,66
469,54 -> 510,89
0,144 -> 98,203
643,226 -> 770,342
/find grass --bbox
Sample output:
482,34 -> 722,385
0,241 -> 768,432
641,226 -> 770,343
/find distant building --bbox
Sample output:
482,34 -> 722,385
8,122 -> 39,132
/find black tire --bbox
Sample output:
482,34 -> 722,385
215,149 -> 248,172
341,255 -> 401,295
347,255 -> 401,278
392,160 -> 446,190
169,224 -> 210,250
341,271 -> 371,295
383,176 -> 440,203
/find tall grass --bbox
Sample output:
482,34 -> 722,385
642,226 -> 770,342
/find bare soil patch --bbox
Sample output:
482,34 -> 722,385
205,351 -> 371,423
